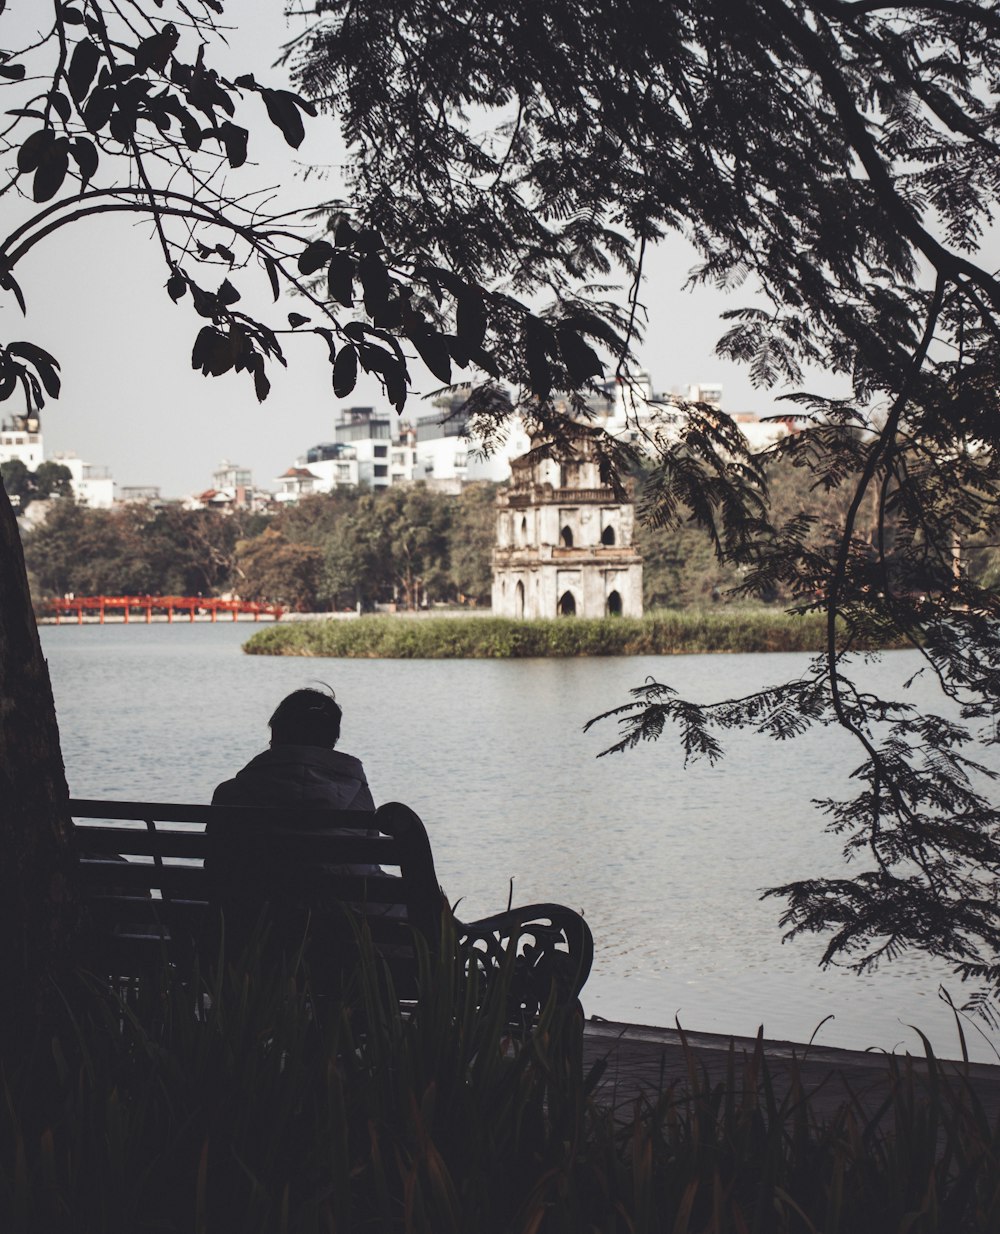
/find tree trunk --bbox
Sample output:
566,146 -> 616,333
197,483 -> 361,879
0,476 -> 76,1034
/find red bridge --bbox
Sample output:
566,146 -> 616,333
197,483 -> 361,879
40,595 -> 284,624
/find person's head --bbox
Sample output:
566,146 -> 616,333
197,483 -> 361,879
268,687 -> 343,749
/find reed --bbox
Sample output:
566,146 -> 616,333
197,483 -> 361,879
2,924 -> 997,1232
243,609 -> 850,660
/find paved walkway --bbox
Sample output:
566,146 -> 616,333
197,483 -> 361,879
581,1018 -> 1000,1125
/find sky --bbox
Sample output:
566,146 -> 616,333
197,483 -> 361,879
3,2 -> 829,499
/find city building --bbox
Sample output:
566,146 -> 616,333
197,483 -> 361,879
274,466 -> 324,503
211,458 -> 255,508
581,376 -> 798,454
0,415 -> 116,507
333,407 -> 392,488
50,452 -> 115,508
117,485 -> 162,505
411,392 -> 532,488
303,442 -> 360,489
492,434 -> 643,619
0,413 -> 43,470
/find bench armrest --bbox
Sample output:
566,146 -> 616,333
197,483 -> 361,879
456,902 -> 594,1018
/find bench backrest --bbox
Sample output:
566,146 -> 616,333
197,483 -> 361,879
71,798 -> 443,985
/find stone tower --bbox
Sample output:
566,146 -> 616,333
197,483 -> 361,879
491,439 -> 643,618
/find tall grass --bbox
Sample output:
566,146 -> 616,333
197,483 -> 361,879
3,924 -> 999,1232
243,610 -> 847,659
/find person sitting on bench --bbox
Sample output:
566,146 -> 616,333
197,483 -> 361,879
213,686 -> 375,816
208,686 -> 390,956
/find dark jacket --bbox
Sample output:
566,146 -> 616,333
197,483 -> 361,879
208,744 -> 382,905
211,744 -> 375,811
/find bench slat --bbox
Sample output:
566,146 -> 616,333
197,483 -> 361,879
78,857 -> 411,906
74,823 -> 401,865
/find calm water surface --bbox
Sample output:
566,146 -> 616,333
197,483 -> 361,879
40,621 -> 1000,1062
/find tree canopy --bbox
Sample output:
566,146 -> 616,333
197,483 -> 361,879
4,0 -> 1000,1015
289,0 -> 1000,1009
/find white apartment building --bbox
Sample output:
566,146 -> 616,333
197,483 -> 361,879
50,451 -> 115,508
411,394 -> 532,486
333,407 -> 392,488
0,414 -> 43,469
0,415 -> 116,507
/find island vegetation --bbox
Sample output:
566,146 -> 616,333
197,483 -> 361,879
242,611 -> 836,659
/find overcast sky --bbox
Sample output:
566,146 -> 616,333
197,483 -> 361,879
4,2 -> 826,498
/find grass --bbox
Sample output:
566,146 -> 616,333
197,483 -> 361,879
4,921 -> 1000,1232
242,610 -> 842,659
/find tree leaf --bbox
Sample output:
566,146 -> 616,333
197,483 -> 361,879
191,325 -> 236,376
260,87 -> 313,149
166,273 -> 186,302
60,6 -> 86,24
17,128 -> 54,174
108,108 -> 136,144
0,262 -> 27,315
315,327 -> 338,363
407,326 -> 452,384
8,342 -> 61,397
333,344 -> 358,398
287,312 -> 310,328
525,318 -> 552,399
334,217 -> 358,248
189,284 -> 218,319
468,344 -> 501,380
218,120 -> 248,168
134,24 -> 178,74
179,113 -> 202,152
558,326 -> 605,384
82,86 -> 114,133
217,279 -> 241,306
327,251 -> 354,307
49,91 -> 72,123
355,228 -> 383,254
359,251 -> 390,318
263,257 -> 280,303
298,239 -> 334,276
69,135 -> 98,187
0,64 -> 26,81
32,138 -> 70,203
250,352 -> 270,402
456,291 -> 487,350
67,38 -> 100,103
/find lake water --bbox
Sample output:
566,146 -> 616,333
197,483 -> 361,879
40,621 -> 1000,1062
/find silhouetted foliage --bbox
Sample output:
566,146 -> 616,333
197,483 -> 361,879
288,0 -> 1000,1013
0,459 -> 71,511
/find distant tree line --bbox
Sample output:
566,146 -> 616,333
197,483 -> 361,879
0,459 -> 73,511
22,461 -> 1000,613
22,483 -> 498,611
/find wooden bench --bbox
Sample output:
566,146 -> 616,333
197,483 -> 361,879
71,798 -> 594,1020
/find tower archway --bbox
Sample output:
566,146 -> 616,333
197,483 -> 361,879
601,524 -> 616,546
560,525 -> 574,548
558,590 -> 577,616
515,579 -> 525,618
606,590 -> 623,616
